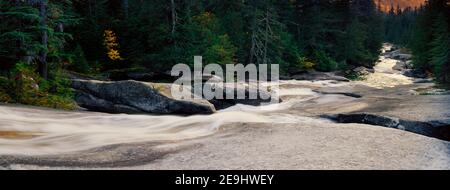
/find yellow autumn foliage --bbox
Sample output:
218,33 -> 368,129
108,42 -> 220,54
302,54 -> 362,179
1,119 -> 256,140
104,29 -> 123,61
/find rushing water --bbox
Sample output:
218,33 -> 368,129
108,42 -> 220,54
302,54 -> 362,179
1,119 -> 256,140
0,44 -> 414,156
0,82 -> 337,155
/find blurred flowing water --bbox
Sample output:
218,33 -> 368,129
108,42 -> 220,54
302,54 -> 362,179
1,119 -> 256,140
0,84 -> 331,155
0,44 -> 413,155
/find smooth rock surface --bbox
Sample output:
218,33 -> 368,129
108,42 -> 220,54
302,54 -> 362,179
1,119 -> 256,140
283,70 -> 350,82
199,82 -> 275,109
72,79 -> 215,114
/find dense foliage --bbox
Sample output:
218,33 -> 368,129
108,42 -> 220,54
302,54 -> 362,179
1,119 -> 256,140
0,0 -> 76,109
383,5 -> 418,46
384,0 -> 450,84
411,0 -> 450,83
1,0 -> 384,74
0,0 -> 448,108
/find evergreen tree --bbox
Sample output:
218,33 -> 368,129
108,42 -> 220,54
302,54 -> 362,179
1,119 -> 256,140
0,0 -> 76,79
0,0 -> 394,78
410,0 -> 450,83
430,12 -> 450,83
0,0 -> 41,73
410,5 -> 432,71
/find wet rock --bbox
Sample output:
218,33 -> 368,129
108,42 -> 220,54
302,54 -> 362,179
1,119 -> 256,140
200,74 -> 224,83
393,61 -> 406,71
353,66 -> 375,75
327,113 -> 450,141
392,54 -> 412,61
312,90 -> 363,98
71,79 -> 216,114
280,75 -> 293,80
405,60 -> 413,69
383,49 -> 399,58
199,83 -> 275,109
413,78 -> 433,84
394,60 -> 413,71
285,71 -> 350,82
384,49 -> 412,61
335,113 -> 400,128
66,71 -> 98,80
75,91 -> 142,113
108,68 -> 176,82
404,69 -> 428,79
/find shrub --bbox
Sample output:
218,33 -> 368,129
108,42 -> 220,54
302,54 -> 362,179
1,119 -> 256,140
297,57 -> 315,71
0,76 -> 12,102
313,50 -> 338,72
67,45 -> 91,74
345,72 -> 367,81
0,62 -> 76,110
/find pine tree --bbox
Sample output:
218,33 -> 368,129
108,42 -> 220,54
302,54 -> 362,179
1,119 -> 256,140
0,0 -> 76,79
410,5 -> 432,72
0,0 -> 41,72
408,0 -> 450,83
0,0 -> 393,78
430,13 -> 450,83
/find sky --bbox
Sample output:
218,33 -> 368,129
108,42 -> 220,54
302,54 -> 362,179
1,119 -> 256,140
375,0 -> 426,12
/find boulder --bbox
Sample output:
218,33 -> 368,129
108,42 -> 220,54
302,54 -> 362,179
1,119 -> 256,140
199,82 -> 276,109
353,66 -> 374,75
403,69 -> 428,79
200,74 -> 224,83
108,68 -> 176,82
413,78 -> 433,84
326,113 -> 450,141
285,71 -> 350,82
279,75 -> 293,80
71,79 -> 215,114
405,60 -> 413,69
312,90 -> 363,98
393,61 -> 406,71
383,49 -> 399,59
65,70 -> 98,80
384,46 -> 394,53
392,53 -> 412,61
75,91 -> 142,113
109,68 -> 225,84
385,50 -> 412,61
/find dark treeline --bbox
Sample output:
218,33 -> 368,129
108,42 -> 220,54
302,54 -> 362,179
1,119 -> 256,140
411,0 -> 450,83
1,0 -> 383,76
0,0 -> 448,108
384,0 -> 450,83
384,5 -> 418,46
73,0 -> 383,73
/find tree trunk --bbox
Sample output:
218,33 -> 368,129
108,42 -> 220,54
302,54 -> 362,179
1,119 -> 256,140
248,7 -> 258,65
263,9 -> 269,65
88,0 -> 92,17
39,0 -> 48,80
445,61 -> 450,83
123,0 -> 129,18
170,0 -> 177,38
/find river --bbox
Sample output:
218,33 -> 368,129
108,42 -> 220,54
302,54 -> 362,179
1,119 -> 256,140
0,43 -> 449,169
